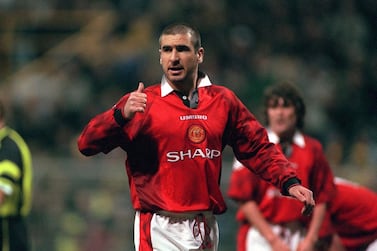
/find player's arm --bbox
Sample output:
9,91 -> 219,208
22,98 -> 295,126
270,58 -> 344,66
78,83 -> 147,156
0,137 -> 23,203
77,107 -> 127,156
329,234 -> 346,251
240,200 -> 290,251
297,202 -> 327,251
296,142 -> 337,250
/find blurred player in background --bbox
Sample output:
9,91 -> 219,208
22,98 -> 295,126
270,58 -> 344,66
0,100 -> 33,251
228,82 -> 336,251
325,177 -> 377,251
77,23 -> 315,251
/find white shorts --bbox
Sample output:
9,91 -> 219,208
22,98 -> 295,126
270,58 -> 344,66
134,211 -> 219,251
246,223 -> 304,251
367,239 -> 377,251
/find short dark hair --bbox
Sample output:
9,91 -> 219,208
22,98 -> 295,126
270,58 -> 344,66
263,82 -> 306,129
159,23 -> 202,51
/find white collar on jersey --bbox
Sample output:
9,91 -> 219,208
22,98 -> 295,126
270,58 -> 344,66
232,131 -> 305,171
160,73 -> 212,97
267,129 -> 306,148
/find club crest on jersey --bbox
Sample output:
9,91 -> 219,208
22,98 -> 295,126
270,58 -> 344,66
187,124 -> 206,144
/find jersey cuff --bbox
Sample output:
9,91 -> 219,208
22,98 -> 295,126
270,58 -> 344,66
282,177 -> 301,196
113,108 -> 129,127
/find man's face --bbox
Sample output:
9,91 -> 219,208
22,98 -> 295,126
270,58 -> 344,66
159,33 -> 203,86
267,97 -> 297,137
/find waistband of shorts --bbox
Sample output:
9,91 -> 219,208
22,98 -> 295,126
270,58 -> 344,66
156,210 -> 213,219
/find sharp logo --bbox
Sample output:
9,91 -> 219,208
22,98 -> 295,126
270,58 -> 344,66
166,148 -> 221,162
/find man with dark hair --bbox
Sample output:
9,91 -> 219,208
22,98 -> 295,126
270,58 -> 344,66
263,82 -> 306,130
0,100 -> 33,251
228,82 -> 336,251
78,24 -> 315,251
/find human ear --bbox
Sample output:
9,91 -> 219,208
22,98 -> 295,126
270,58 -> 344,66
197,48 -> 204,63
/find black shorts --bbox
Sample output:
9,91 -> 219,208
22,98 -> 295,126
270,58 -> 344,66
0,217 -> 30,251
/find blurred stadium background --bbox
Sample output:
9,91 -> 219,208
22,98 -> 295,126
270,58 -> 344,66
0,1 -> 376,250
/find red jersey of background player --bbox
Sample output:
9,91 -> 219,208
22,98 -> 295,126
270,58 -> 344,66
78,73 -> 299,214
229,131 -> 335,223
227,131 -> 336,249
327,177 -> 377,251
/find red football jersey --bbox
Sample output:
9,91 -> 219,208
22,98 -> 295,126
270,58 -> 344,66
78,74 -> 298,214
228,131 -> 336,224
329,178 -> 377,250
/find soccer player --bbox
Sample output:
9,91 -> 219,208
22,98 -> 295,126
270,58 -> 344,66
0,100 -> 33,251
227,82 -> 336,251
77,23 -> 315,251
327,177 -> 377,251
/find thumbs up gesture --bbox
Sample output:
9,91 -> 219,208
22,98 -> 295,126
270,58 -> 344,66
123,82 -> 147,119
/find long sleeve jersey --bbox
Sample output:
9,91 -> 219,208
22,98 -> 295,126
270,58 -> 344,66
77,74 -> 299,214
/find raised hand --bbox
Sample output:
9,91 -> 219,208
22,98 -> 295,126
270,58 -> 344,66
123,82 -> 147,119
